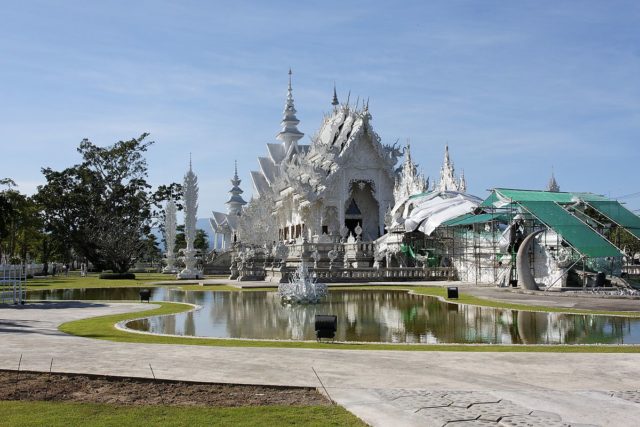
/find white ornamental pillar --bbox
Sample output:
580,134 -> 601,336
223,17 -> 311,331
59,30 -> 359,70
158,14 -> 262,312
178,160 -> 202,279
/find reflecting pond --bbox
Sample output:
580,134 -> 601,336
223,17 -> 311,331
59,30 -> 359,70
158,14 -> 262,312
29,287 -> 640,344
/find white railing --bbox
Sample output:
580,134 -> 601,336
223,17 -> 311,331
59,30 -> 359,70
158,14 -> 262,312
0,264 -> 27,304
623,265 -> 640,276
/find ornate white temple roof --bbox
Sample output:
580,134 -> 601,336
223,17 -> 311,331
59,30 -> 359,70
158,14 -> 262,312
212,163 -> 246,235
250,73 -> 401,202
226,161 -> 247,215
434,145 -> 466,193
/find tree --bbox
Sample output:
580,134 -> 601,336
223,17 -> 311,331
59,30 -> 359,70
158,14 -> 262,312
0,180 -> 46,264
36,134 -> 176,273
139,232 -> 162,265
175,226 -> 209,253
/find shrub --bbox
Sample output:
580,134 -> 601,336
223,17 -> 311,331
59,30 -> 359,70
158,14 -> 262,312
99,272 -> 136,280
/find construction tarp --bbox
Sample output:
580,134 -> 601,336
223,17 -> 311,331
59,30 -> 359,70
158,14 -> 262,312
404,193 -> 482,235
586,200 -> 640,240
519,201 -> 621,258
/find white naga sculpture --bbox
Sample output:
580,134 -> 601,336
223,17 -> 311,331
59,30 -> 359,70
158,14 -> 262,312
162,199 -> 178,273
177,160 -> 202,279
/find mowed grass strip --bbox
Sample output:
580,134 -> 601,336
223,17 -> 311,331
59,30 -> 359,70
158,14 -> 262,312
26,273 -> 176,290
26,273 -> 244,292
59,300 -> 640,353
0,401 -> 364,427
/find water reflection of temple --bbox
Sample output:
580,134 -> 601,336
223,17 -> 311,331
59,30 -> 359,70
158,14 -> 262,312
126,289 -> 636,345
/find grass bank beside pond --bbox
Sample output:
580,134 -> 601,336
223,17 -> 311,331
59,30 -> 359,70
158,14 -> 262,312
59,301 -> 640,353
0,401 -> 364,427
26,273 -> 234,292
26,273 -> 175,291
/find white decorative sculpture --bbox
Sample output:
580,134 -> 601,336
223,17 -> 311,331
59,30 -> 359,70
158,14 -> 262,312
311,249 -> 321,268
178,160 -> 202,279
162,200 -> 178,273
328,249 -> 338,269
278,262 -> 327,304
354,223 -> 363,241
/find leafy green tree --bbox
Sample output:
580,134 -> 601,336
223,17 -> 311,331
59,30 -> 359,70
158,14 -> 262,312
36,134 -> 177,273
139,232 -> 162,265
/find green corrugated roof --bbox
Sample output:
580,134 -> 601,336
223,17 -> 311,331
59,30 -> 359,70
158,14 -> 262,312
482,188 -> 609,206
519,201 -> 621,258
587,200 -> 640,240
496,188 -> 576,203
480,192 -> 499,207
443,212 -> 510,226
442,213 -> 474,226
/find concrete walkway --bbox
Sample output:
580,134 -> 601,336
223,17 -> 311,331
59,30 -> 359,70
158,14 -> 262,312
2,302 -> 640,426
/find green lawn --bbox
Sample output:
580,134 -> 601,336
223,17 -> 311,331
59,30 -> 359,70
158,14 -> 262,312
26,273 -> 176,290
0,401 -> 364,427
59,300 -> 640,353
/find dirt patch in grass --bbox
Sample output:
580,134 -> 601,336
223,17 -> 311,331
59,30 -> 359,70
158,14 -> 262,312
0,370 -> 329,407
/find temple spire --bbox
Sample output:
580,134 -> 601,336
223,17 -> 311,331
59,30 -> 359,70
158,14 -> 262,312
435,145 -> 466,192
459,169 -> 467,193
547,167 -> 560,192
331,83 -> 339,107
393,140 -> 428,201
227,160 -> 247,216
276,69 -> 304,154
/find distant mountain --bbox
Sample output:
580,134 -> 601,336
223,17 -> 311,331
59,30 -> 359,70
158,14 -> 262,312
151,217 -> 214,252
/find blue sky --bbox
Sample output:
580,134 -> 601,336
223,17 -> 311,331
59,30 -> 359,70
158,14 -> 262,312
1,0 -> 639,214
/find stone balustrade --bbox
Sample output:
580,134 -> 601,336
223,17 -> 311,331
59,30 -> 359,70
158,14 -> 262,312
264,265 -> 454,283
230,240 -> 456,283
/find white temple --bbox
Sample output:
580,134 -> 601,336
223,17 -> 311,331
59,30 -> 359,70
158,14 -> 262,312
212,70 -> 469,251
210,162 -> 247,250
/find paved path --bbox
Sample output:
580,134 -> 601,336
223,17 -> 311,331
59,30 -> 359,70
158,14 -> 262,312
2,302 -> 640,426
464,286 -> 640,312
